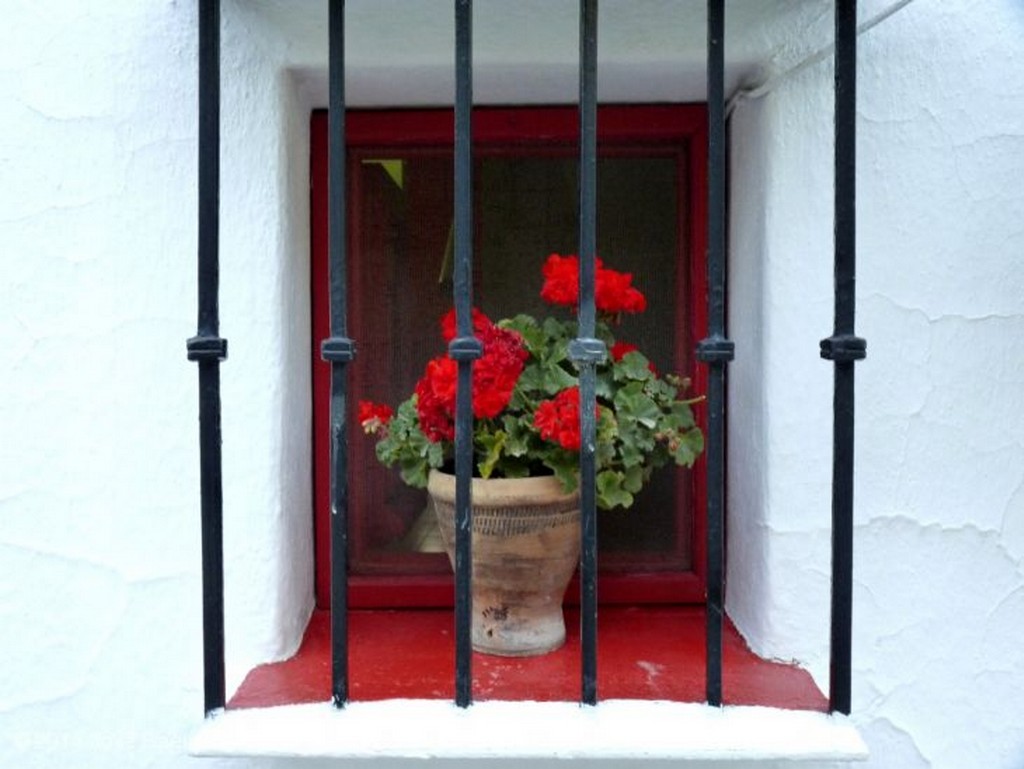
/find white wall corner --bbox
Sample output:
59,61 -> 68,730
725,15 -> 838,683
218,4 -> 316,693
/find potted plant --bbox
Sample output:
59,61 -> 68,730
359,253 -> 704,656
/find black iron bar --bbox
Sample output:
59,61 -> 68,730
450,0 -> 481,709
187,0 -> 227,717
821,0 -> 864,716
695,0 -> 733,708
322,0 -> 357,709
569,0 -> 603,707
195,0 -> 221,343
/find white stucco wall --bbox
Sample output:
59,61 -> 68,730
727,1 -> 1024,766
217,0 -> 316,688
1,1 -> 1021,768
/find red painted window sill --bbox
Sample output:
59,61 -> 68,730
229,607 -> 826,711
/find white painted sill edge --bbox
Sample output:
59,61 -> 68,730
189,699 -> 869,762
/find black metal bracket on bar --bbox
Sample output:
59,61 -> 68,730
568,337 -> 607,364
187,335 -> 228,362
448,336 -> 483,361
695,335 -> 734,364
819,334 -> 865,362
321,336 -> 357,363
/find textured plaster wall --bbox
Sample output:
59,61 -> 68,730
852,3 -> 1024,764
217,0 -> 315,689
1,1 -> 1022,768
727,1 -> 1024,767
0,2 -> 205,764
0,0 -> 314,764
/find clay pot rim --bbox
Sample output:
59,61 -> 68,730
427,468 -> 579,506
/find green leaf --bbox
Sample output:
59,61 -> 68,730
646,376 -> 677,400
669,401 -> 697,429
426,440 -> 444,467
542,316 -> 574,344
595,409 -> 618,466
502,414 -> 533,457
543,363 -> 577,394
515,363 -> 547,395
617,439 -> 646,468
498,458 -> 533,479
616,351 -> 654,382
544,451 -> 580,494
596,470 -> 634,510
477,430 -> 507,479
399,457 -> 430,488
623,464 -> 644,494
672,427 -> 704,467
615,382 -> 661,428
501,314 -> 546,354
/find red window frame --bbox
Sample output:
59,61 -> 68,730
311,105 -> 708,609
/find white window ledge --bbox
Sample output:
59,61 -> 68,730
190,699 -> 868,762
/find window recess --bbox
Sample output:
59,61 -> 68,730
189,0 -> 864,718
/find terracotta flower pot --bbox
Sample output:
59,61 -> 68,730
428,470 -> 581,656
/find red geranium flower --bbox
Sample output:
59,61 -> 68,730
596,265 -> 646,314
539,253 -> 646,315
415,356 -> 458,442
440,307 -> 492,343
414,310 -> 528,440
610,341 -> 638,361
358,401 -> 393,434
539,253 -> 581,307
472,322 -> 528,419
534,386 -> 584,451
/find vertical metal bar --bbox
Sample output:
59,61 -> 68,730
695,0 -> 733,709
821,0 -> 865,716
196,0 -> 221,345
449,0 -> 481,709
569,0 -> 603,707
577,0 -> 598,348
321,0 -> 357,709
188,0 -> 228,717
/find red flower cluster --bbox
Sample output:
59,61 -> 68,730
415,357 -> 458,441
440,307 -> 491,343
534,386 -> 585,451
415,309 -> 527,442
540,253 -> 647,315
357,401 -> 393,434
472,322 -> 528,418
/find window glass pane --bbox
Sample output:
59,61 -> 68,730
348,148 -> 693,576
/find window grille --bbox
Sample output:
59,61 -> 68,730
189,0 -> 864,717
